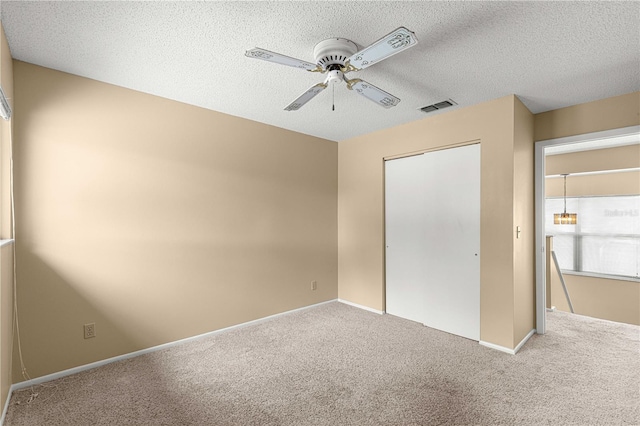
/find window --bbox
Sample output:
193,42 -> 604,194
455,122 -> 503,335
546,195 -> 640,279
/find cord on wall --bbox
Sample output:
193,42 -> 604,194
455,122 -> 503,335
6,103 -> 32,385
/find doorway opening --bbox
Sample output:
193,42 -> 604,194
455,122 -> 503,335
535,125 -> 640,334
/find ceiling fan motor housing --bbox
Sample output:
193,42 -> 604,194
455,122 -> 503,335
313,38 -> 358,71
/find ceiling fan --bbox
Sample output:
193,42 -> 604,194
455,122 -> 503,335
245,27 -> 418,111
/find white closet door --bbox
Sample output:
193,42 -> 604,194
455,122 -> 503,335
421,144 -> 480,341
385,144 -> 480,341
385,154 -> 428,324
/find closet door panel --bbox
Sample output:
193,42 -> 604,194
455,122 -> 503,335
384,154 -> 427,324
421,144 -> 480,341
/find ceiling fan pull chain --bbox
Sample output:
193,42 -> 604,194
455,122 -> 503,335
332,83 -> 335,111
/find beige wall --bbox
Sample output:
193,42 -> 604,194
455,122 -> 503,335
546,145 -> 640,197
546,170 -> 640,197
8,55 -> 640,386
534,92 -> 640,141
0,21 -> 13,411
338,95 -> 534,349
13,61 -> 338,380
513,97 -> 536,345
546,144 -> 640,176
553,274 -> 639,326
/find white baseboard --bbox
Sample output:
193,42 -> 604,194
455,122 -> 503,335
338,299 -> 385,315
0,298 -> 338,425
479,340 -> 515,355
479,328 -> 536,355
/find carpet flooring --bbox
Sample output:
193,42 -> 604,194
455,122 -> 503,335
4,301 -> 640,425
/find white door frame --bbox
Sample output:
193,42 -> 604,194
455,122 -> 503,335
534,125 -> 640,334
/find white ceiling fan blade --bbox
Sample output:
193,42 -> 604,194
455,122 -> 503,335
245,48 -> 320,72
347,27 -> 418,71
284,83 -> 328,111
347,79 -> 400,108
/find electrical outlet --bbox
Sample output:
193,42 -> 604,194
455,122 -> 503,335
311,280 -> 317,291
84,323 -> 96,339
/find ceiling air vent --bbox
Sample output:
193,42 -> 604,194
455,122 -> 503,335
420,99 -> 457,114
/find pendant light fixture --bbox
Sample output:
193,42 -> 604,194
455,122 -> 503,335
554,174 -> 577,225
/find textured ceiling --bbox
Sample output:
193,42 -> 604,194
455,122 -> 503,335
1,1 -> 639,142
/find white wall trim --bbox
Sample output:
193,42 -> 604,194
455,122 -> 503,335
535,140 -> 547,335
479,329 -> 536,355
0,298 -> 338,425
338,299 -> 385,315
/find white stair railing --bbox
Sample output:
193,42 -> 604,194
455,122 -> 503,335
551,250 -> 574,313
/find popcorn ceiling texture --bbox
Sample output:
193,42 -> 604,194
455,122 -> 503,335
2,1 -> 639,141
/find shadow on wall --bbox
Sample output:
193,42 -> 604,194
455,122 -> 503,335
12,60 -> 338,382
15,233 -> 336,382
13,250 -> 139,382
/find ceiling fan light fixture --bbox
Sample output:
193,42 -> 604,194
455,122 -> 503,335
325,69 -> 344,84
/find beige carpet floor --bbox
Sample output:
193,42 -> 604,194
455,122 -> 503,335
4,301 -> 640,425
